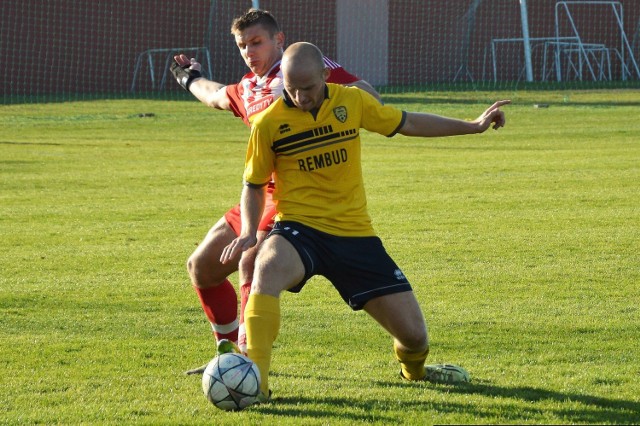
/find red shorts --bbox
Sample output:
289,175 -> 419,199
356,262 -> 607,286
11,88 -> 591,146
224,189 -> 277,236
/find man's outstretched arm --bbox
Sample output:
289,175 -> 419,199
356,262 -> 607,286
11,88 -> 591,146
399,100 -> 510,137
170,54 -> 231,111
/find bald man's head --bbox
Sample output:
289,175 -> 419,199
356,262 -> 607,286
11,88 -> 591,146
281,42 -> 330,112
282,42 -> 325,75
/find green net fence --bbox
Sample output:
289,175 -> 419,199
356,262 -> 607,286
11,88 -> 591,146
2,0 -> 639,104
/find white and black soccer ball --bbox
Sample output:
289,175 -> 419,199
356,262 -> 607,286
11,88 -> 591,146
201,353 -> 261,411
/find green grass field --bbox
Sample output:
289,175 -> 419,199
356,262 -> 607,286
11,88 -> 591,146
1,90 -> 639,424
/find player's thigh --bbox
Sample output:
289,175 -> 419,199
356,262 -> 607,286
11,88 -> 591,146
253,234 -> 305,297
363,291 -> 428,348
238,230 -> 270,280
239,230 -> 270,265
189,216 -> 240,274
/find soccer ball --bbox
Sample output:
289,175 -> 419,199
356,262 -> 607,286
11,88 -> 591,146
201,353 -> 261,411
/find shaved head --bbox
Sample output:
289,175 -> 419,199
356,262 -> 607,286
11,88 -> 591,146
281,42 -> 325,77
281,42 -> 330,112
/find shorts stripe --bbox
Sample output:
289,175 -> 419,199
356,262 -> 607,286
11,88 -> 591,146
351,282 -> 413,302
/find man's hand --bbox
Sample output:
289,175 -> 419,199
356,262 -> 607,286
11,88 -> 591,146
220,234 -> 258,265
170,54 -> 202,91
473,100 -> 511,131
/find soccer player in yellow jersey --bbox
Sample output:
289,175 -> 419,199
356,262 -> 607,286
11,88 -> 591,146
171,10 -> 380,367
221,42 -> 510,402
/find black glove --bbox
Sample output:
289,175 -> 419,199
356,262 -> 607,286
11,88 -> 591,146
170,60 -> 202,91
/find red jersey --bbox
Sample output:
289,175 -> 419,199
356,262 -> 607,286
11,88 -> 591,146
226,57 -> 360,126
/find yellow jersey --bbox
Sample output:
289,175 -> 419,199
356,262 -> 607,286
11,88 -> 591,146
244,83 -> 406,236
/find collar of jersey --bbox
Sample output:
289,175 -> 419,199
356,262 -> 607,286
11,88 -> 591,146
251,60 -> 282,84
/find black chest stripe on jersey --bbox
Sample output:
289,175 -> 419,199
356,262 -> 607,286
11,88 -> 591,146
272,124 -> 333,152
272,129 -> 316,151
279,134 -> 358,157
273,128 -> 358,155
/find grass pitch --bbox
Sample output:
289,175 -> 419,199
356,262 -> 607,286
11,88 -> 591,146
1,90 -> 639,424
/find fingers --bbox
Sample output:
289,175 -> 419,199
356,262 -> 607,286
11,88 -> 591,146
487,100 -> 510,130
491,99 -> 511,109
172,54 -> 201,72
220,239 -> 241,264
492,111 -> 506,130
173,54 -> 191,67
189,58 -> 202,72
220,236 -> 257,264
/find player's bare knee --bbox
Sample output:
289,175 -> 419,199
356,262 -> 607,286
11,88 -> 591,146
186,253 -> 197,278
395,324 -> 428,352
186,255 -> 205,288
186,246 -> 206,274
186,251 -> 218,288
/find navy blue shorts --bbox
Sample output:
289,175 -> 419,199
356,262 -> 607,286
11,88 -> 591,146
267,221 -> 412,310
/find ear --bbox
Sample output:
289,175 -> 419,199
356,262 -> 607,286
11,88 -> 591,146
323,67 -> 331,82
274,31 -> 285,49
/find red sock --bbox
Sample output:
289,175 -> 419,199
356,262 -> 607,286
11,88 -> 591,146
239,282 -> 252,324
194,279 -> 238,342
237,282 -> 252,354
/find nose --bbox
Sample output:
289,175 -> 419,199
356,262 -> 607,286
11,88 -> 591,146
244,45 -> 255,58
295,91 -> 308,104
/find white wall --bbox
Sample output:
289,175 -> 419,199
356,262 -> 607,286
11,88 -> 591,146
336,0 -> 389,86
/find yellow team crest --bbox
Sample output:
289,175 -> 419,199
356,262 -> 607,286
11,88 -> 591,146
333,106 -> 347,123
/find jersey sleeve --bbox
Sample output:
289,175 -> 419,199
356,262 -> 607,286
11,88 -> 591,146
243,120 -> 275,186
323,56 -> 360,84
358,89 -> 406,137
225,83 -> 251,126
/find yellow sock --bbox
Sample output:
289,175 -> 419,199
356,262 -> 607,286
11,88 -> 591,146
245,293 -> 280,395
394,342 -> 429,380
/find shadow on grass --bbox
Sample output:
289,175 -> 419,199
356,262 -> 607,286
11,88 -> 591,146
252,379 -> 639,424
399,379 -> 638,424
252,395 -> 396,423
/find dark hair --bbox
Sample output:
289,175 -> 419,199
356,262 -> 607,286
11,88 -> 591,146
231,9 -> 281,36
